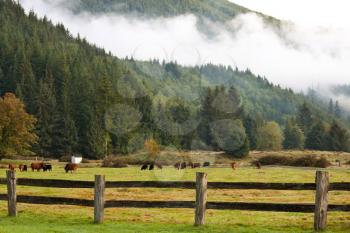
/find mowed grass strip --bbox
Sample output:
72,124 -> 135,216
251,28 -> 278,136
0,204 -> 349,232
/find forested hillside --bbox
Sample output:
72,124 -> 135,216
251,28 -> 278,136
0,0 -> 347,159
61,0 -> 280,35
66,0 -> 250,21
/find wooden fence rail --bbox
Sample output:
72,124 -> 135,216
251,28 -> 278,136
1,178 -> 349,191
0,171 -> 349,231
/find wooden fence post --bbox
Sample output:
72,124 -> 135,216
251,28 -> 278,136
194,172 -> 207,226
94,175 -> 105,224
6,170 -> 17,217
314,171 -> 329,231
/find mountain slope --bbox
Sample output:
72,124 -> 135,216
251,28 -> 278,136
62,0 -> 281,33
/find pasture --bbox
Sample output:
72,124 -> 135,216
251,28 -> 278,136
0,159 -> 350,232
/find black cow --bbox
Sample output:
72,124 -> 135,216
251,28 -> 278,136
141,164 -> 148,170
174,162 -> 181,170
149,163 -> 154,170
180,162 -> 187,169
203,162 -> 210,167
43,164 -> 52,172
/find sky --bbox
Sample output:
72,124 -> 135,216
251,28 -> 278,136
18,0 -> 350,92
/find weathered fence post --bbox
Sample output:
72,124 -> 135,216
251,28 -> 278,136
314,171 -> 329,231
194,172 -> 207,226
94,175 -> 105,224
6,170 -> 17,217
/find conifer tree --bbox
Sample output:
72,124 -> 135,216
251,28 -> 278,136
305,121 -> 326,150
283,119 -> 305,150
326,121 -> 349,152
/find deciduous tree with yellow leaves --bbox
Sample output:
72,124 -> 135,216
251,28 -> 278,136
144,138 -> 160,159
0,93 -> 38,158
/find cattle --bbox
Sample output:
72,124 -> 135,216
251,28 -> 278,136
188,162 -> 193,168
193,163 -> 200,168
180,162 -> 187,169
8,164 -> 16,171
256,162 -> 262,169
149,163 -> 154,170
155,163 -> 163,169
19,164 -> 28,172
174,162 -> 181,170
141,164 -> 148,170
31,162 -> 44,172
43,164 -> 52,172
203,162 -> 210,167
65,163 -> 78,173
231,162 -> 237,170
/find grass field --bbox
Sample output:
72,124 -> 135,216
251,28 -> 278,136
0,163 -> 350,233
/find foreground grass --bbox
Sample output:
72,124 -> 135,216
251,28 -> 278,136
0,166 -> 349,232
0,206 -> 349,233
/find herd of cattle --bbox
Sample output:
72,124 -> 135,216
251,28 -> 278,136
8,162 -> 78,173
140,161 -> 262,170
7,161 -> 263,172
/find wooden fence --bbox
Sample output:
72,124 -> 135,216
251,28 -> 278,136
0,170 -> 350,230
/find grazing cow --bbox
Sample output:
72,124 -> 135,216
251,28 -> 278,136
43,164 -> 52,172
231,162 -> 237,170
155,163 -> 163,169
256,162 -> 262,169
203,162 -> 210,167
8,164 -> 16,171
180,162 -> 187,169
149,163 -> 154,170
141,164 -> 148,170
174,162 -> 181,170
31,162 -> 44,172
65,163 -> 78,173
19,164 -> 28,172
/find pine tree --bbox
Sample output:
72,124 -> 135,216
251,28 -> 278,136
297,102 -> 313,134
305,121 -> 326,150
326,121 -> 349,152
334,101 -> 341,118
244,116 -> 259,150
198,88 -> 215,146
328,99 -> 334,115
283,120 -> 305,150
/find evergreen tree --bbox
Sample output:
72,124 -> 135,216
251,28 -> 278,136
334,101 -> 341,118
283,119 -> 305,150
297,102 -> 313,134
244,115 -> 259,150
198,88 -> 215,146
305,121 -> 326,150
328,99 -> 334,115
326,121 -> 349,152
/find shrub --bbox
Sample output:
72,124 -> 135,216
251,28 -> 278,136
102,156 -> 128,168
255,155 -> 331,168
59,155 -> 71,162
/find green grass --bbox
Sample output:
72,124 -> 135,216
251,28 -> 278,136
0,166 -> 350,232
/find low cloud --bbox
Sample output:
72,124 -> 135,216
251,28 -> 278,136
19,0 -> 350,91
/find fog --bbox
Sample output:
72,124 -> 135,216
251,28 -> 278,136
19,0 -> 350,91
